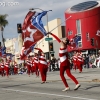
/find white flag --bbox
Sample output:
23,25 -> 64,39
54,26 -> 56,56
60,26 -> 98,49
96,30 -> 100,36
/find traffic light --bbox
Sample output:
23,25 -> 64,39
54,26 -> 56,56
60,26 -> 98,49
17,23 -> 22,33
90,38 -> 94,46
49,42 -> 53,51
0,42 -> 1,46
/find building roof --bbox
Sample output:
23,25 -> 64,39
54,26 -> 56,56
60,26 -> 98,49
65,1 -> 100,13
71,1 -> 98,12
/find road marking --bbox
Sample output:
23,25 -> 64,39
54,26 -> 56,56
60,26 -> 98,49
2,88 -> 97,100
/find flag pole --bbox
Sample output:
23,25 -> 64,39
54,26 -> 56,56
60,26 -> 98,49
48,16 -> 72,33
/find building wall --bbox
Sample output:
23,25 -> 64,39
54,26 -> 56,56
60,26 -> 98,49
18,34 -> 23,53
5,38 -> 16,54
65,1 -> 100,52
5,38 -> 17,62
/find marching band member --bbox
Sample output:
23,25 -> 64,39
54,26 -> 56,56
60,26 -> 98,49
5,60 -> 10,78
0,59 -> 5,77
14,61 -> 18,75
35,48 -> 48,84
59,38 -> 81,91
29,56 -> 34,75
31,56 -> 35,75
72,51 -> 77,71
77,51 -> 84,73
34,53 -> 39,77
26,56 -> 32,77
50,33 -> 81,91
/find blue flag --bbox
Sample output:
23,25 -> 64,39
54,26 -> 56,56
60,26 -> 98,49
2,46 -> 6,57
74,35 -> 81,47
31,11 -> 51,36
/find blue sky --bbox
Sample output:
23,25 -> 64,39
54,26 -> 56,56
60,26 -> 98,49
0,0 -> 98,41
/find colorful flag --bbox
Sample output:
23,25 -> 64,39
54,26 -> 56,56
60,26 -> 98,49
22,11 -> 48,49
69,35 -> 81,48
22,11 -> 36,31
1,46 -> 6,58
73,35 -> 81,48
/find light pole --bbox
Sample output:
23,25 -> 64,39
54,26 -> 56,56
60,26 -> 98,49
29,8 -> 52,60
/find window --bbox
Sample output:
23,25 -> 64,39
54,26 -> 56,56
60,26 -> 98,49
76,20 -> 81,35
61,26 -> 66,38
90,38 -> 94,46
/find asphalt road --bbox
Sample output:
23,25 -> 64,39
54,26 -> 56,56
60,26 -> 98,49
0,68 -> 100,100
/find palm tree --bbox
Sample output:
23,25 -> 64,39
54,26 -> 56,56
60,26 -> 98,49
0,14 -> 8,46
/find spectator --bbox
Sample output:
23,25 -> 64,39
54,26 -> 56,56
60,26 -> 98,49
85,54 -> 90,68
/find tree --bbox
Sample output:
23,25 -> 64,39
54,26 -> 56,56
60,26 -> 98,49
0,14 -> 8,46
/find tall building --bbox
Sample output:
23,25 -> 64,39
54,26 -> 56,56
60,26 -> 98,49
65,1 -> 100,53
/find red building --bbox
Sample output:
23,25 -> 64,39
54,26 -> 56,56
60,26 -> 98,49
65,1 -> 100,52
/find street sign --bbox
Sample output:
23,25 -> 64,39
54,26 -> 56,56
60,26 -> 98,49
45,37 -> 53,41
50,51 -> 55,54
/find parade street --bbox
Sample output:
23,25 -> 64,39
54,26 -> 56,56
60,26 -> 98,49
0,68 -> 100,100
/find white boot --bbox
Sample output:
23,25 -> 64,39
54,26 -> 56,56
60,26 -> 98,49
74,84 -> 81,90
62,87 -> 70,91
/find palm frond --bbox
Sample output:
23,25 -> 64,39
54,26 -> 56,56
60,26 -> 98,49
0,14 -> 8,27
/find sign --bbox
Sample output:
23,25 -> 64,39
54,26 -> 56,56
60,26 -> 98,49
50,51 -> 55,54
45,37 -> 53,41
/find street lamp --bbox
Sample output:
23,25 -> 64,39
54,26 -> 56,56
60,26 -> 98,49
29,8 -> 52,60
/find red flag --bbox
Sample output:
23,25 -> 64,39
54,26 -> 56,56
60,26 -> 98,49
23,24 -> 44,49
20,45 -> 35,60
22,11 -> 36,40
22,11 -> 48,49
22,11 -> 36,30
20,47 -> 30,60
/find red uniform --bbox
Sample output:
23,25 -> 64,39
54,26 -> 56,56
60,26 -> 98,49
5,62 -> 10,77
59,47 -> 79,88
14,62 -> 18,75
77,53 -> 83,72
0,62 -> 5,77
39,54 -> 48,83
26,59 -> 32,76
72,55 -> 77,70
34,56 -> 39,77
31,59 -> 35,74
